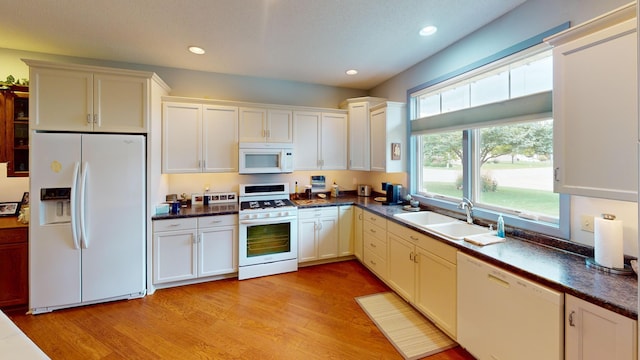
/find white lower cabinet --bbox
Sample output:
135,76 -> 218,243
353,207 -> 363,261
197,216 -> 238,277
565,294 -> 637,360
298,207 -> 338,263
387,220 -> 457,338
153,215 -> 237,285
362,210 -> 387,280
338,205 -> 354,257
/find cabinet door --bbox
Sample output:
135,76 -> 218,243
202,105 -> 239,172
298,217 -> 318,263
162,102 -> 202,173
153,230 -> 198,283
199,225 -> 237,277
94,73 -> 148,133
30,67 -> 93,131
415,247 -> 457,338
370,107 -> 386,172
347,102 -> 370,170
293,111 -> 320,170
0,240 -> 28,308
317,215 -> 338,259
387,233 -> 415,301
338,206 -> 353,256
239,107 -> 267,142
565,294 -> 637,360
321,113 -> 348,170
552,19 -> 637,201
353,207 -> 363,261
267,109 -> 293,142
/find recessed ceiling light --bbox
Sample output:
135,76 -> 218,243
346,69 -> 358,75
419,25 -> 438,36
188,46 -> 206,55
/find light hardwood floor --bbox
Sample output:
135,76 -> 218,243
9,260 -> 475,359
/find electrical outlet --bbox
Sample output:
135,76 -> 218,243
581,215 -> 594,232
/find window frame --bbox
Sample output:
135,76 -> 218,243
406,26 -> 571,240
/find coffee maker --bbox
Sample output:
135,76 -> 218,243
382,182 -> 403,205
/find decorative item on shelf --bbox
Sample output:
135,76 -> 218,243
0,202 -> 20,217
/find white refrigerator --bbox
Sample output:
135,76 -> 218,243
29,132 -> 146,314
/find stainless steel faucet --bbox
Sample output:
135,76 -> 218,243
458,197 -> 474,224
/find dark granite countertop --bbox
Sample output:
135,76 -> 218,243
152,193 -> 638,319
152,203 -> 239,220
293,194 -> 638,319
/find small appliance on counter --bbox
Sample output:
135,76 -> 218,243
382,182 -> 403,205
358,184 -> 371,197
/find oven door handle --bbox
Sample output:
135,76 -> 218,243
240,217 -> 297,225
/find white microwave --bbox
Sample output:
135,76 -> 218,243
239,143 -> 294,174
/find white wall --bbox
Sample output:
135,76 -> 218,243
0,163 -> 28,202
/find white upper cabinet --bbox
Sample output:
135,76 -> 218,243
162,100 -> 238,173
341,97 -> 387,171
370,102 -> 406,173
546,4 -> 637,201
26,60 -> 159,133
239,107 -> 293,143
293,110 -> 347,170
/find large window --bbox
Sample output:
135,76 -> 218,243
410,45 -> 568,238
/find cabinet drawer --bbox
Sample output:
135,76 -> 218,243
363,211 -> 386,228
198,215 -> 237,228
298,207 -> 338,219
419,235 -> 457,264
154,218 -> 198,232
363,220 -> 386,243
364,248 -> 387,277
364,233 -> 386,259
0,227 -> 28,245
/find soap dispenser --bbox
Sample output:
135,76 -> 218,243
497,214 -> 505,238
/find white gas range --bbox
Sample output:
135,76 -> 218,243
238,183 -> 298,280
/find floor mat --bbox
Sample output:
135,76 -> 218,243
356,292 -> 456,360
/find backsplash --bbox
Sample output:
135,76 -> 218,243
0,163 -> 28,202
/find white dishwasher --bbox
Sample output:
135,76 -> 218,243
457,252 -> 564,360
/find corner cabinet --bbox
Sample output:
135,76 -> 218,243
340,97 -> 386,171
1,88 -> 29,176
162,100 -> 239,173
565,294 -> 637,360
298,207 -> 339,263
293,110 -> 347,170
545,4 -> 637,201
25,59 -> 166,133
370,102 -> 406,173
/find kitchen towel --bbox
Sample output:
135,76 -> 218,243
594,215 -> 624,269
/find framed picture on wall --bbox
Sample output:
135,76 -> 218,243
0,202 -> 20,217
391,143 -> 401,160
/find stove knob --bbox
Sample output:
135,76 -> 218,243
251,214 -> 258,219
264,213 -> 271,218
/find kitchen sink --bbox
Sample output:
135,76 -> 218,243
393,211 -> 457,226
424,222 -> 493,240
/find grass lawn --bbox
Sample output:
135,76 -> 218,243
425,181 -> 559,217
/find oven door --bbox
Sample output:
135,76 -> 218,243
239,215 -> 298,266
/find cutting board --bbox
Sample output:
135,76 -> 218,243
464,233 -> 505,246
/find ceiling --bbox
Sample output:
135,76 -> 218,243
0,0 -> 526,90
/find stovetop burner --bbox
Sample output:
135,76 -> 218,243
240,199 -> 295,211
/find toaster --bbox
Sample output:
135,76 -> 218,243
358,184 -> 372,197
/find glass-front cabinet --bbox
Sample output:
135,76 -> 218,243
1,87 -> 29,176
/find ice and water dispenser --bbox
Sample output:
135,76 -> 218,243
40,188 -> 72,224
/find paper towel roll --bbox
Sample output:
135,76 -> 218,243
594,216 -> 623,269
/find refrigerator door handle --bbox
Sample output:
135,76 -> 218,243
70,162 -> 81,249
80,162 -> 89,248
